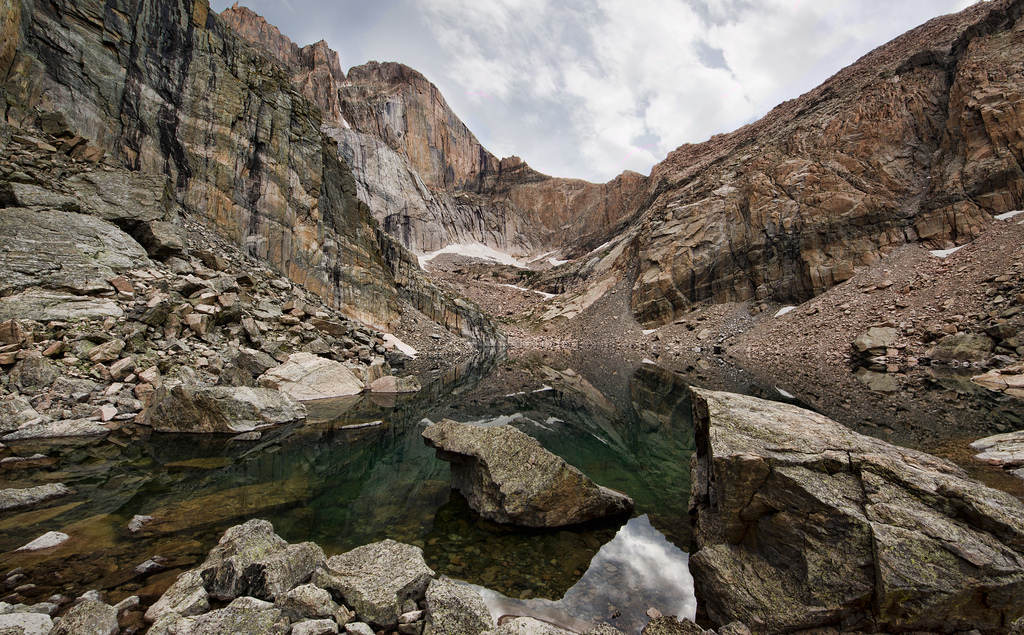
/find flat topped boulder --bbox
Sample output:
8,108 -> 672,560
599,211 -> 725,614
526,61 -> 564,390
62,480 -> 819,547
258,352 -> 364,401
688,387 -> 1024,634
422,419 -> 633,527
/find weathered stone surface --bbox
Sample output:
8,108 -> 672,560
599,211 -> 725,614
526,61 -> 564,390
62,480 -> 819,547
370,375 -> 421,394
422,419 -> 633,527
258,352 -> 364,401
972,430 -> 1024,470
0,208 -> 152,297
140,384 -> 306,433
293,619 -> 341,635
0,611 -> 53,635
9,356 -> 59,394
973,362 -> 1024,399
275,583 -> 340,622
640,617 -> 705,635
16,531 -> 69,551
0,483 -> 70,511
198,519 -> 287,600
144,570 -> 209,624
0,395 -> 44,433
0,290 -> 123,322
851,327 -> 898,355
1,418 -> 109,441
148,596 -> 289,635
482,617 -> 574,635
689,387 -> 1024,633
423,577 -> 493,635
313,539 -> 434,629
49,599 -> 118,635
928,332 -> 997,362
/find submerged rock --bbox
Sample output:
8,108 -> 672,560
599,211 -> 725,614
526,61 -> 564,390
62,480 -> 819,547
313,539 -> 434,629
0,483 -> 70,511
140,384 -> 306,433
16,531 -> 69,552
688,387 -> 1024,633
422,419 -> 633,527
972,430 -> 1024,472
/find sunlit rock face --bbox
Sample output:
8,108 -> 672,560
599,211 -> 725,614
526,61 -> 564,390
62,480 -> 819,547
625,0 -> 1024,325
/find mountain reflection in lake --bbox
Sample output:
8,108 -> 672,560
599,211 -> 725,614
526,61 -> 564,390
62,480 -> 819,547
0,353 -> 702,634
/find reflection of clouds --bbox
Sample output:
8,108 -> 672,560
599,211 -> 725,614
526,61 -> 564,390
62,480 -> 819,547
474,516 -> 695,634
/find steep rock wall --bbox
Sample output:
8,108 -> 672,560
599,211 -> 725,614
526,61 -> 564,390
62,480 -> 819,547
3,0 -> 502,344
627,0 -> 1024,325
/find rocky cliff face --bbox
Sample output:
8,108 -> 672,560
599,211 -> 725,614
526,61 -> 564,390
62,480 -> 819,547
219,6 -> 644,260
623,0 -> 1024,325
2,0 -> 502,345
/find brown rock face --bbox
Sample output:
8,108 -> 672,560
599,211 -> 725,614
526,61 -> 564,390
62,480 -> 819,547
625,0 -> 1024,325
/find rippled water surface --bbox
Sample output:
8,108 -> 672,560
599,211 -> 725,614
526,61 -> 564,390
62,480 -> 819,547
0,353 -> 718,632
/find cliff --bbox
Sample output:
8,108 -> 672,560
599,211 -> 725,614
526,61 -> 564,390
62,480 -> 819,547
2,0 -> 503,345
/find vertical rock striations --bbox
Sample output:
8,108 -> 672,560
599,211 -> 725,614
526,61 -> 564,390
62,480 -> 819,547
3,0 -> 503,343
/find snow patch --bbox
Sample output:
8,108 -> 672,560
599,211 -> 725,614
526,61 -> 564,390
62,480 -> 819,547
774,306 -> 797,318
499,283 -> 555,299
995,210 -> 1024,221
382,334 -> 417,358
776,387 -> 796,399
642,358 -> 658,365
930,245 -> 966,258
642,329 -> 658,336
419,243 -> 529,269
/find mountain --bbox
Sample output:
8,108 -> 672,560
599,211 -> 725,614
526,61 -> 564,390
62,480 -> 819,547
1,0 -> 503,345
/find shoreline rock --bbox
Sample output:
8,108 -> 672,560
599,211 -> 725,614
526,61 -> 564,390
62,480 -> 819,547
688,387 -> 1024,633
422,419 -> 633,527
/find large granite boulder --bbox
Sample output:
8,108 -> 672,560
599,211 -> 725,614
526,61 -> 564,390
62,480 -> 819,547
312,539 -> 434,629
140,384 -> 306,433
422,419 -> 633,527
258,352 -> 365,401
423,576 -> 493,635
49,599 -> 118,635
688,388 -> 1024,633
148,596 -> 289,635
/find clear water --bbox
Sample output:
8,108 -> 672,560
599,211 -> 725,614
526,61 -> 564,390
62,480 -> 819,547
0,353 -> 703,632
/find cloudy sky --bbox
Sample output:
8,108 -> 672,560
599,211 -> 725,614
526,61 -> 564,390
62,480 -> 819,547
209,0 -> 978,183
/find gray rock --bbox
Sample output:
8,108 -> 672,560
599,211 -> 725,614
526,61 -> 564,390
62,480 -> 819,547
688,387 -> 1024,633
483,617 -> 574,635
851,326 -> 897,355
422,419 -> 633,527
10,357 -> 59,394
275,583 -> 340,621
344,622 -> 377,635
140,384 -> 306,434
927,332 -> 996,362
258,352 -> 365,401
136,220 -> 188,260
0,208 -> 152,297
0,290 -> 124,322
199,519 -> 324,601
16,531 -> 69,552
584,625 -> 627,635
423,577 -> 493,635
292,619 -> 341,635
144,570 -> 209,624
0,483 -> 70,511
313,539 -> 434,629
49,599 -> 118,635
149,596 -> 289,635
0,395 -> 45,433
0,612 -> 53,635
2,418 -> 109,441
640,617 -> 705,635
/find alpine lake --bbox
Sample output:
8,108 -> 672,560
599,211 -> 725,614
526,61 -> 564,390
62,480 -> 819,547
0,349 -> 1008,634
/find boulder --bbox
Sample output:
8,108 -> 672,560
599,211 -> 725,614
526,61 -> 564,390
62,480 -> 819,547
293,619 -> 341,635
971,431 -> 1024,470
10,356 -> 59,394
0,290 -> 123,322
482,617 -> 574,635
851,326 -> 897,356
0,394 -> 45,433
688,388 -> 1024,633
258,352 -> 364,400
423,576 -> 493,635
198,519 -> 324,602
370,375 -> 422,394
49,600 -> 118,635
0,483 -> 70,511
16,531 -> 70,551
312,539 -> 434,629
140,384 -> 306,433
1,418 -> 109,441
0,612 -> 53,635
148,596 -> 289,635
927,332 -> 996,363
144,570 -> 209,624
972,363 -> 1024,400
422,419 -> 633,527
275,583 -> 341,622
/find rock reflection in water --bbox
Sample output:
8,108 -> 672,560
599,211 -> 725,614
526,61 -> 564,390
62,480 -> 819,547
474,515 -> 695,635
